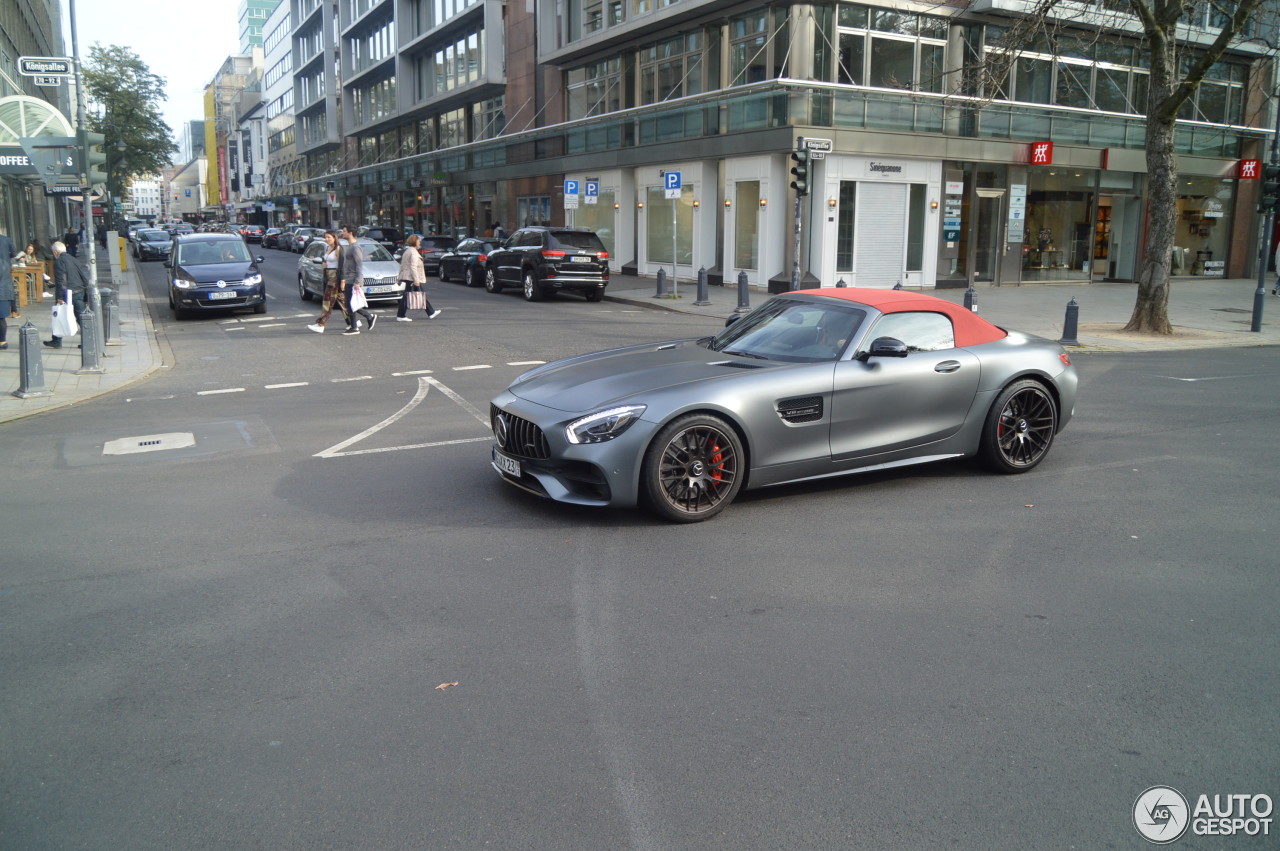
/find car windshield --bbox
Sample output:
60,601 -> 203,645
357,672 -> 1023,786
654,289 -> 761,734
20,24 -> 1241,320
141,231 -> 170,242
421,238 -> 454,249
358,242 -> 394,262
177,240 -> 252,265
706,299 -> 867,363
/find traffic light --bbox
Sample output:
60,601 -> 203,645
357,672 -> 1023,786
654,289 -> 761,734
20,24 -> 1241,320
81,129 -> 107,188
1260,164 -> 1280,213
790,149 -> 810,197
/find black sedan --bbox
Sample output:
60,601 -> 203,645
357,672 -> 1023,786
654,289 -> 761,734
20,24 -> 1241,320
133,228 -> 173,261
416,235 -> 456,275
489,288 -> 1078,522
438,237 -> 498,287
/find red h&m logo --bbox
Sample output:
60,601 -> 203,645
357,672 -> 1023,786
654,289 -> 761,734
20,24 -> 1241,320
1238,158 -> 1261,179
1030,142 -> 1054,165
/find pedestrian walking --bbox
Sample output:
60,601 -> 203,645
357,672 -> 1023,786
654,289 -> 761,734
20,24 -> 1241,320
62,228 -> 79,257
0,222 -> 20,349
338,225 -> 376,334
395,234 -> 441,321
44,240 -> 89,348
307,230 -> 356,334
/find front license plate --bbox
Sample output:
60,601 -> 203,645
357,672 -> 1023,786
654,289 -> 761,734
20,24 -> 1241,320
365,285 -> 394,294
207,291 -> 237,300
493,448 -> 521,477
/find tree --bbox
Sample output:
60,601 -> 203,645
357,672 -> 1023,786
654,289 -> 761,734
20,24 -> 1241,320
969,0 -> 1270,334
81,44 -> 177,205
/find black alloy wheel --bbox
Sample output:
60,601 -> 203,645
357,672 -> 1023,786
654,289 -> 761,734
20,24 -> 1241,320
978,379 -> 1057,473
642,414 -> 744,522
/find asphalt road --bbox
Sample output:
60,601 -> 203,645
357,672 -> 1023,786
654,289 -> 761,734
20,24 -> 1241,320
2,249 -> 1276,849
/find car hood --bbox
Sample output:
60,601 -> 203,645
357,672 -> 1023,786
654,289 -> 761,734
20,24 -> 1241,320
176,262 -> 258,283
508,338 -> 781,412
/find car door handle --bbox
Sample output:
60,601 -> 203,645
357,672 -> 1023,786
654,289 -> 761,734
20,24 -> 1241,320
934,360 -> 962,373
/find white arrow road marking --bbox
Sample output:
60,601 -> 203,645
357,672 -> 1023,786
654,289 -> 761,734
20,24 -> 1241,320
314,376 -> 489,458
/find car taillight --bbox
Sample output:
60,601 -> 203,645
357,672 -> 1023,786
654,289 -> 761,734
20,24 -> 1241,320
597,251 -> 609,259
542,250 -> 566,258
477,254 -> 487,263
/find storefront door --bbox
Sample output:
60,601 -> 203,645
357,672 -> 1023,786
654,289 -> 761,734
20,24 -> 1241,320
972,189 -> 1004,285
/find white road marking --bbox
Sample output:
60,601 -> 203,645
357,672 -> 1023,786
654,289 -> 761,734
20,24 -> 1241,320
507,361 -> 545,366
453,364 -> 492,371
331,375 -> 373,382
225,326 -> 245,332
197,388 -> 245,396
1156,374 -> 1269,382
241,316 -> 276,323
257,323 -> 287,328
314,376 -> 489,458
265,382 -> 309,389
391,369 -> 434,376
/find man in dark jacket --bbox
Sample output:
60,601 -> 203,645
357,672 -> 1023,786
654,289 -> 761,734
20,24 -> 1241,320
45,240 -> 89,348
338,225 -> 375,334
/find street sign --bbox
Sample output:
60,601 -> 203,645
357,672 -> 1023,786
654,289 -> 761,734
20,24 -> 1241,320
803,137 -> 833,160
584,180 -> 599,205
664,170 -> 681,199
33,76 -> 61,87
564,179 -> 579,209
18,56 -> 72,76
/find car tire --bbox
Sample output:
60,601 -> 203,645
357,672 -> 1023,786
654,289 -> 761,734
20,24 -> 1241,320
522,270 -> 543,302
584,288 -> 603,302
439,264 -> 450,283
466,266 -> 482,288
253,301 -> 267,315
298,275 -> 313,301
977,378 -> 1057,473
641,413 -> 744,523
485,267 -> 502,293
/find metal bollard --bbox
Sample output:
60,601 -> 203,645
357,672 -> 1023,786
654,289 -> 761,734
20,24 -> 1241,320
963,285 -> 978,313
836,278 -> 847,288
1059,297 -> 1080,346
101,287 -> 122,345
737,270 -> 752,313
694,266 -> 711,306
12,321 -> 51,398
653,268 -> 668,298
893,282 -> 903,290
76,306 -> 106,374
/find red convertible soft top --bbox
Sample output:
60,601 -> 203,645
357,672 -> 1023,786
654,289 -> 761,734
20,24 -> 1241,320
796,287 -> 1009,347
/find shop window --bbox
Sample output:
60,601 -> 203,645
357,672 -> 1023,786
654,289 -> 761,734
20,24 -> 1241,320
836,181 -> 856,271
733,181 -> 760,270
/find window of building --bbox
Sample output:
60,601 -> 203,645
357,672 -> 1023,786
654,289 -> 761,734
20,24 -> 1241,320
517,196 -> 552,227
473,96 -> 505,140
835,4 -> 949,93
567,58 -> 623,120
639,33 -> 707,105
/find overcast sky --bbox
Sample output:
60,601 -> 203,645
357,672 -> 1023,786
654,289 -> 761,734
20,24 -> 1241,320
62,0 -> 242,139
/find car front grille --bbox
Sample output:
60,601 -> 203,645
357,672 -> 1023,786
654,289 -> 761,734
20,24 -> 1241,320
491,404 -> 551,459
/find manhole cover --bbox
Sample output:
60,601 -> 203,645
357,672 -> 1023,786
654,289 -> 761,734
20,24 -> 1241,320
102,432 -> 197,455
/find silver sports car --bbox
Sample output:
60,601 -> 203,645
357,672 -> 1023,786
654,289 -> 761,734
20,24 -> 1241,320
489,288 -> 1079,522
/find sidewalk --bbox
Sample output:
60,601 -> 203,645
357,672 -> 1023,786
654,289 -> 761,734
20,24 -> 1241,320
3,259 -> 1277,424
1,247 -> 165,424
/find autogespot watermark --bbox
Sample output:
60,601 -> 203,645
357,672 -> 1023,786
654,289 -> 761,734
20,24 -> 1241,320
1133,786 -> 1273,844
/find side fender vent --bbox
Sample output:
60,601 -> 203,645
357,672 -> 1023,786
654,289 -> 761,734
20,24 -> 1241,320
777,395 -> 823,424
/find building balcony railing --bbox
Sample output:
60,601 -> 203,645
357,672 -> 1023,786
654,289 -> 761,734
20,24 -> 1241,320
290,79 -> 1270,192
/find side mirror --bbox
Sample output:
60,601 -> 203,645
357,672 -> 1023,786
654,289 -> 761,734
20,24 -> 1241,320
862,337 -> 910,359
255,256 -> 265,263
163,259 -> 173,269
723,314 -> 743,328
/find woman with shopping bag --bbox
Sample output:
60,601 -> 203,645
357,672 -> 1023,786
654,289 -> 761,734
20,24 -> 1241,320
395,234 -> 442,321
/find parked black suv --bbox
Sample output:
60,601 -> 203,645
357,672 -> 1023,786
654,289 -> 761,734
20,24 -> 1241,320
484,227 -> 609,302
362,226 -> 404,253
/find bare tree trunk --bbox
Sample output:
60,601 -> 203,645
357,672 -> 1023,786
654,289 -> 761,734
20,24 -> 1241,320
1126,116 -> 1176,334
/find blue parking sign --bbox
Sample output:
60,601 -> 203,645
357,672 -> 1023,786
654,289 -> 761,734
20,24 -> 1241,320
665,171 -> 681,190
564,179 -> 579,196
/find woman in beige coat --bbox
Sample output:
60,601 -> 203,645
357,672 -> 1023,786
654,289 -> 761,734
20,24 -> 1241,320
396,234 -> 442,321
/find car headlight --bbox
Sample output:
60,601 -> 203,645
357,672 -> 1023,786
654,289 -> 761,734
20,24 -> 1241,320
566,405 -> 646,445
244,273 -> 263,285
173,278 -> 192,289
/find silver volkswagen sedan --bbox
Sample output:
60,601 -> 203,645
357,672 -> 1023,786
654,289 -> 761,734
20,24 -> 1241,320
489,288 -> 1079,522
